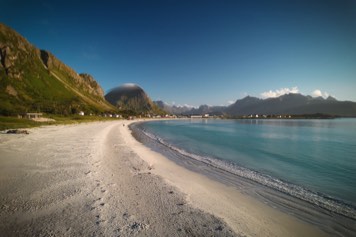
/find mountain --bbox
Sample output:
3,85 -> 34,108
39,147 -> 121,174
182,104 -> 226,116
105,83 -> 163,115
153,101 -> 226,116
153,101 -> 193,115
226,94 -> 356,117
158,94 -> 356,117
0,23 -> 115,115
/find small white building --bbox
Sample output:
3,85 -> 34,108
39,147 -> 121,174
26,113 -> 43,119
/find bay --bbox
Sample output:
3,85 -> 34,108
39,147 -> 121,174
140,119 -> 356,208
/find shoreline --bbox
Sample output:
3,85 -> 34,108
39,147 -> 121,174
125,120 -> 329,237
131,119 -> 356,236
0,120 -> 331,236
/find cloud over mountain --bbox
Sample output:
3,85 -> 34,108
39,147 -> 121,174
312,89 -> 329,98
261,87 -> 299,98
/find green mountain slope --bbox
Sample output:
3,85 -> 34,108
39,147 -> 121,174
0,23 -> 115,115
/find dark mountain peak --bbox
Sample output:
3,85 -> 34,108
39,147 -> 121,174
233,95 -> 261,105
154,100 -> 166,108
326,96 -> 337,101
107,83 -> 146,98
242,95 -> 260,101
153,101 -> 194,115
282,93 -> 301,97
105,83 -> 162,114
199,104 -> 209,110
313,96 -> 325,101
279,93 -> 304,99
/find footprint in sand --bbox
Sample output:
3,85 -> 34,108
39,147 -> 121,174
95,214 -> 105,225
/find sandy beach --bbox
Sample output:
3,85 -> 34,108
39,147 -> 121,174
0,120 -> 327,236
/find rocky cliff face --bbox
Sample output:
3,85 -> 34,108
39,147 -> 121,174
0,23 -> 113,115
38,50 -> 104,98
0,23 -> 33,81
79,73 -> 104,98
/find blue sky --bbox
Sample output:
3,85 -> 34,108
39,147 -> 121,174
1,0 -> 356,106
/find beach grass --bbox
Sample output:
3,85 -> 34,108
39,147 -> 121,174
0,115 -> 120,131
0,116 -> 42,130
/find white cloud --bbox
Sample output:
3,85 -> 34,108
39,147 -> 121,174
176,103 -> 196,108
312,89 -> 329,98
183,104 -> 196,108
227,100 -> 235,105
261,87 -> 299,98
312,89 -> 322,97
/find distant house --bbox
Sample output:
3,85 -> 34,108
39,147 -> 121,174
26,113 -> 43,119
78,111 -> 85,116
191,115 -> 203,118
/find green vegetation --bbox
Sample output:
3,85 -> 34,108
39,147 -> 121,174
0,115 -> 121,131
0,116 -> 43,130
0,23 -> 116,116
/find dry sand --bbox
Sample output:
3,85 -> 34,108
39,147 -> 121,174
0,120 -> 328,236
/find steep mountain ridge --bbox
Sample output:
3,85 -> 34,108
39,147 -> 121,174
39,50 -> 104,98
0,23 -> 114,115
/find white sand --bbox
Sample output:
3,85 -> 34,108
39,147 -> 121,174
0,121 -> 327,236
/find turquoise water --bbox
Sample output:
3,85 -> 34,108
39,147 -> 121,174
139,119 -> 356,218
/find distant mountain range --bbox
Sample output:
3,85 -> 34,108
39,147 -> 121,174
153,101 -> 193,115
0,23 -> 115,115
155,94 -> 356,117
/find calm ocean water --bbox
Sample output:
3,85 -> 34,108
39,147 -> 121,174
138,118 -> 356,219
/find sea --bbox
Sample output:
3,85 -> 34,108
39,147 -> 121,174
131,118 -> 356,236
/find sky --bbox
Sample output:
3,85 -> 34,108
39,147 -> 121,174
1,0 -> 356,106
